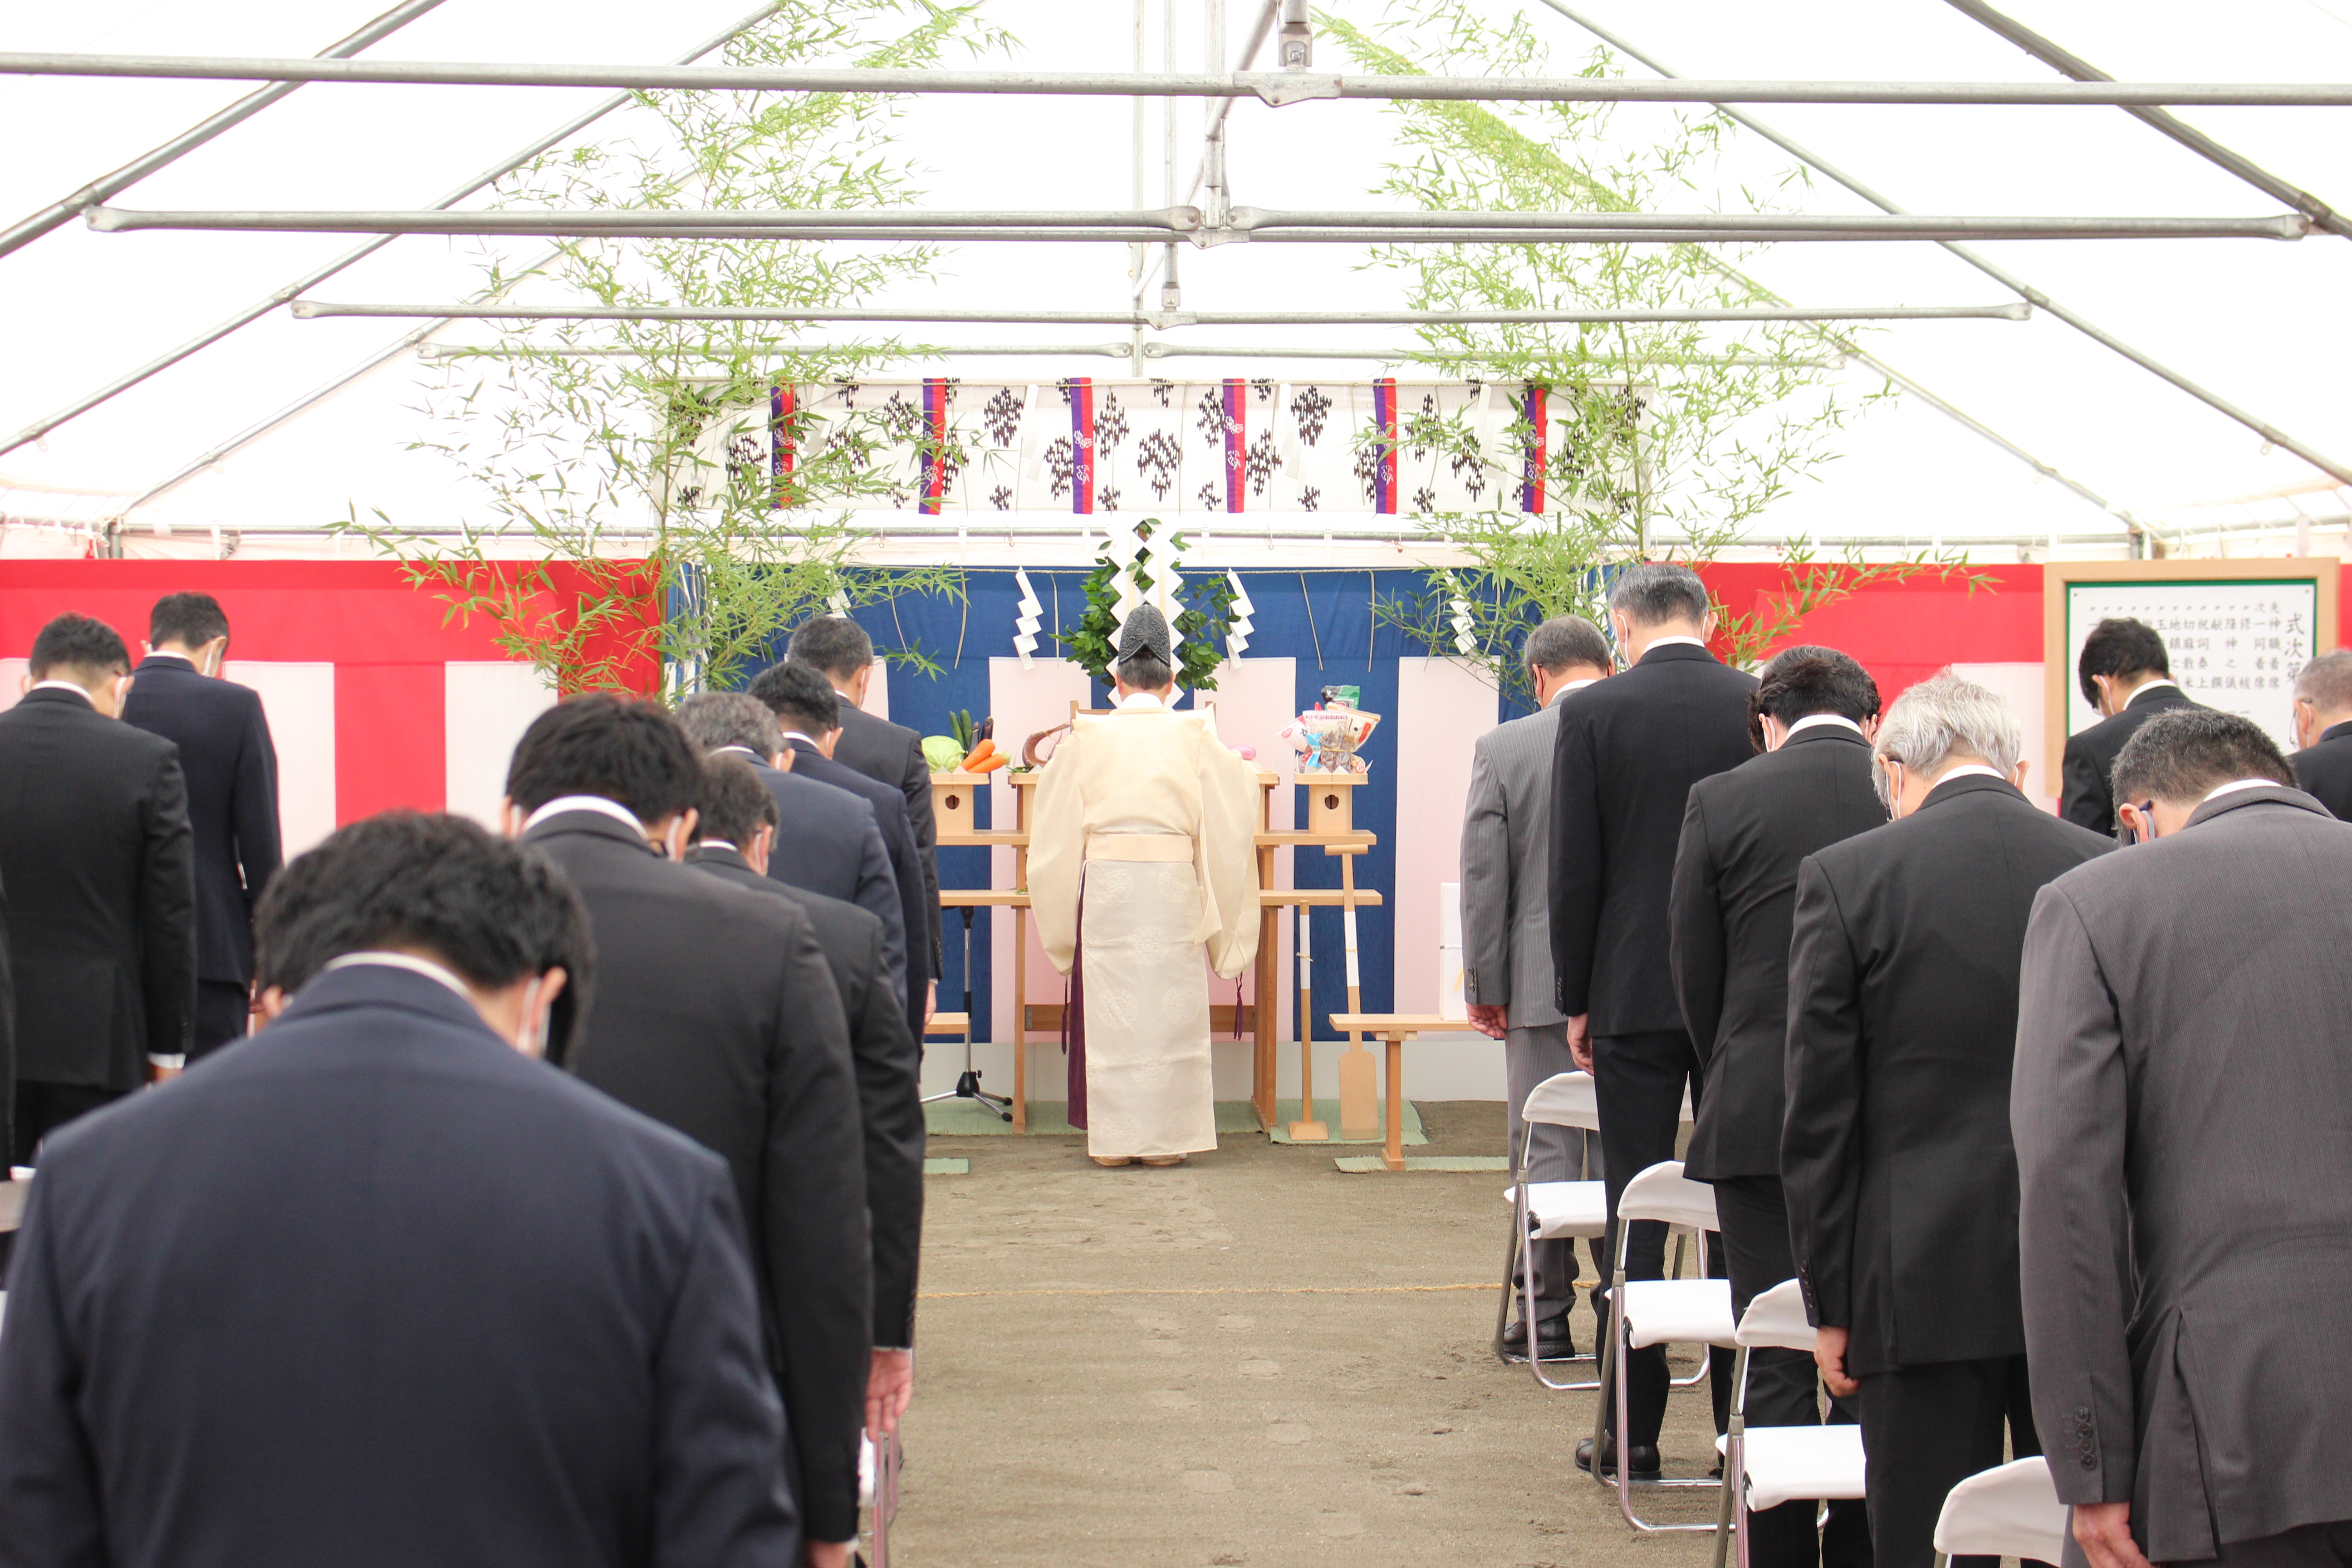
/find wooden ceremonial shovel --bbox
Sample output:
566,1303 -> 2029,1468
1288,905 -> 1328,1140
1335,852 -> 1378,1141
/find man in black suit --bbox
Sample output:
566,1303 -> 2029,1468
2289,648 -> 2352,818
789,615 -> 941,1015
678,690 -> 907,1011
505,695 -> 870,1568
120,591 -> 282,1058
0,811 -> 801,1568
0,613 -> 195,1161
1550,562 -> 1756,1478
2060,617 -> 2201,836
750,661 -> 934,1037
1670,646 -> 1884,1568
688,753 -> 925,1446
1784,671 -> 2112,1568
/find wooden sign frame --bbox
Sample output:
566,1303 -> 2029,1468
2043,557 -> 2340,769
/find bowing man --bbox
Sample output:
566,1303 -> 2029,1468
787,615 -> 943,1019
1783,672 -> 2110,1568
1669,646 -> 1885,1568
687,753 -> 926,1445
505,695 -> 871,1568
120,591 -> 281,1058
748,660 -> 933,1038
0,812 -> 799,1568
677,690 -> 908,1011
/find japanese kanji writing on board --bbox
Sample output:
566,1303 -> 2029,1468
2066,581 -> 2319,753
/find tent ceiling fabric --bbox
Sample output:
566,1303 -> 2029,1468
0,0 -> 2346,555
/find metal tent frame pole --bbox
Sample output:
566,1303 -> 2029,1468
1532,0 -> 2352,494
1942,0 -> 2351,242
86,206 -> 2314,242
0,2 -> 785,460
0,0 -> 451,262
297,301 -> 2033,325
6,54 -> 2352,104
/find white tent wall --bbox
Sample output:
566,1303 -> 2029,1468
4,0 -> 2351,561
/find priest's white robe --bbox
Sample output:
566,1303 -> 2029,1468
1029,696 -> 1262,1159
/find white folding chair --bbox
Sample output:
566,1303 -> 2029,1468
1592,1159 -> 1737,1530
1707,1279 -> 1867,1568
1932,1457 -> 2066,1568
1494,1071 -> 1608,1387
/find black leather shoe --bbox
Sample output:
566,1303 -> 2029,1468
1575,1436 -> 1662,1481
1499,1315 -> 1577,1362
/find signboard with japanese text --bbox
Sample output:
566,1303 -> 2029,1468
2044,559 -> 2340,769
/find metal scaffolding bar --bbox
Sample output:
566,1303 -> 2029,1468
8,54 -> 2352,105
0,3 -> 784,460
91,206 -> 2311,241
1941,0 -> 2352,241
299,300 -> 2033,325
0,0 -> 451,263
1530,0 -> 2352,493
416,341 -> 1838,365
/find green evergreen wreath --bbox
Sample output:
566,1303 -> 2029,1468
1056,519 -> 1238,692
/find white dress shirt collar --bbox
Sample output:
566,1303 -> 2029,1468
1787,713 -> 1866,739
322,951 -> 473,1000
1117,691 -> 1168,710
523,794 -> 645,834
1642,635 -> 1710,654
2132,678 -> 2182,702
1934,763 -> 2009,785
697,838 -> 739,853
779,730 -> 825,751
1547,678 -> 1598,706
26,680 -> 95,705
2203,777 -> 2283,804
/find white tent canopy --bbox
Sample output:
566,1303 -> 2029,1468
2,0 -> 2347,559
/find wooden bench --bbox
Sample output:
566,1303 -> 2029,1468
1325,1013 -> 1466,1171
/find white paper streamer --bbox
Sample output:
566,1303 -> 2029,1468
1012,567 -> 1044,669
1450,593 -> 1478,655
1225,568 -> 1256,659
826,589 -> 852,616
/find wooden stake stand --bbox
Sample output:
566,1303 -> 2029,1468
932,768 -> 1383,1138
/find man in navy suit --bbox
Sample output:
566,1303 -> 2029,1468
678,691 -> 908,1012
748,662 -> 933,1036
0,811 -> 800,1568
0,613 -> 195,1161
121,592 -> 281,1057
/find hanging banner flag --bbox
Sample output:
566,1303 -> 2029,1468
1223,378 -> 1247,514
920,377 -> 951,515
1521,382 -> 1548,513
1069,377 -> 1097,514
768,383 -> 795,510
758,378 -> 1650,514
1372,377 -> 1399,515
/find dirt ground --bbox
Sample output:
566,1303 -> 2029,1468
892,1103 -> 1730,1568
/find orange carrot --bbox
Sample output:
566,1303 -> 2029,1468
970,751 -> 1009,773
962,738 -> 997,769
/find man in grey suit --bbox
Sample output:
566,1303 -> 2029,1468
1460,614 -> 1612,1362
2016,710 -> 2352,1568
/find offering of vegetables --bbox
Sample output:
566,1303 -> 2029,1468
921,735 -> 967,774
921,716 -> 1007,774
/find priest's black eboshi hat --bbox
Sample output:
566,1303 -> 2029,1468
1116,602 -> 1173,664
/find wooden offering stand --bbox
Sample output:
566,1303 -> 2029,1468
931,764 -> 1383,1138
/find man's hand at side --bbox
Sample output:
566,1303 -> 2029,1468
2073,1503 -> 2152,1568
867,1348 -> 913,1439
806,1539 -> 853,1568
1566,1014 -> 1592,1071
1466,1004 -> 1508,1041
1812,1324 -> 1859,1397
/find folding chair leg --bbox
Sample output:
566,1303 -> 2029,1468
1492,1203 -> 1522,1362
